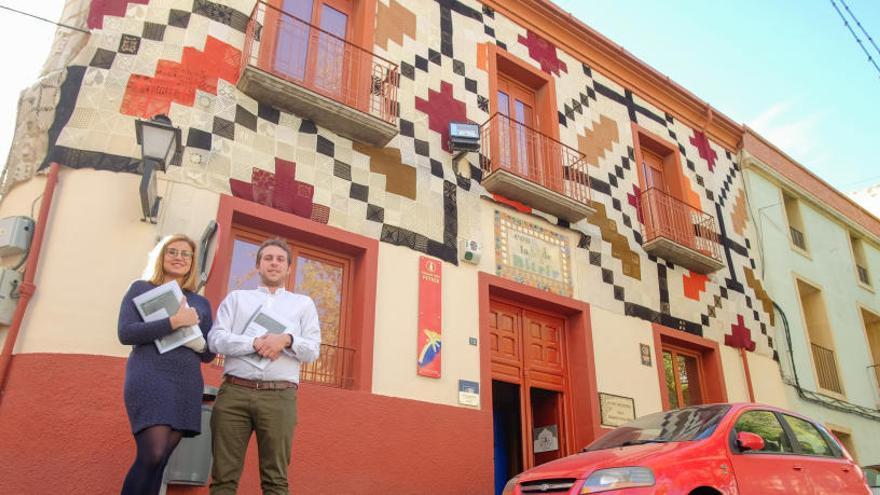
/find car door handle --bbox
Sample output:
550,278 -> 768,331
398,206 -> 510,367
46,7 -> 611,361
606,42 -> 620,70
793,465 -> 804,471
841,467 -> 851,473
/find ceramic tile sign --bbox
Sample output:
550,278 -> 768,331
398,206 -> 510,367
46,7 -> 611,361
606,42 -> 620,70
600,393 -> 636,427
417,256 -> 442,378
533,425 -> 559,454
495,210 -> 572,297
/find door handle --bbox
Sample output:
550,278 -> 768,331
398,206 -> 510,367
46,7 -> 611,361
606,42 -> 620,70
842,467 -> 851,473
792,465 -> 804,471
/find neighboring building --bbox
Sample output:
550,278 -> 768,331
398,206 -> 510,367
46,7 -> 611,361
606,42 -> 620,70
741,128 -> 880,465
0,0 -> 856,493
852,183 -> 880,219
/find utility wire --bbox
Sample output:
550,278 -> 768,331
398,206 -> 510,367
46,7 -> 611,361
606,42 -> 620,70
0,4 -> 90,34
829,0 -> 880,78
839,0 -> 880,58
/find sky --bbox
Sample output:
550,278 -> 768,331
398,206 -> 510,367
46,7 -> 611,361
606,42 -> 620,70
0,0 -> 878,193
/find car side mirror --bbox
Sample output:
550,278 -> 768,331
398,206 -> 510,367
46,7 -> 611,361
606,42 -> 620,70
737,432 -> 765,452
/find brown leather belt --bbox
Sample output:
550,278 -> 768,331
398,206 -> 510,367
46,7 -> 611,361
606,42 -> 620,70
225,375 -> 298,390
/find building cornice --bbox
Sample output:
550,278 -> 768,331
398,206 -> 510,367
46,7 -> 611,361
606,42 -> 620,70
481,0 -> 744,152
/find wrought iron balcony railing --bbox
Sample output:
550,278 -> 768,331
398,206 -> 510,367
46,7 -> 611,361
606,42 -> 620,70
239,1 -> 399,145
638,187 -> 722,273
479,113 -> 593,222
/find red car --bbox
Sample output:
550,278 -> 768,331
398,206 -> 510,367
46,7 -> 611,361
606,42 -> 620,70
502,403 -> 869,494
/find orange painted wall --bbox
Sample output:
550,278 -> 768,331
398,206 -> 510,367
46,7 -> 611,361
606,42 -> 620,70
0,354 -> 493,494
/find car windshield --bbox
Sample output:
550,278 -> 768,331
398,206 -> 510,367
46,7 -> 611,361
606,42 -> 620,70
585,405 -> 731,452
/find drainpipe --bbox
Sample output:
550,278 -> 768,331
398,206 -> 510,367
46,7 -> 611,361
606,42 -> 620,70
0,162 -> 60,405
740,347 -> 756,402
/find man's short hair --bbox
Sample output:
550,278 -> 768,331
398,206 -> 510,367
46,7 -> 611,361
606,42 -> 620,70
255,238 -> 292,266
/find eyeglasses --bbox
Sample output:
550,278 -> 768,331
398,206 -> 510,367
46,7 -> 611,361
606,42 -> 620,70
165,248 -> 193,259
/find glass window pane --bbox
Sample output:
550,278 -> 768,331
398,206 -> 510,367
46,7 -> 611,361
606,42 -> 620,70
678,354 -> 703,406
275,0 -> 314,81
735,411 -> 793,453
663,351 -> 679,409
293,255 -> 344,346
784,415 -> 834,457
227,239 -> 261,291
497,91 -> 510,116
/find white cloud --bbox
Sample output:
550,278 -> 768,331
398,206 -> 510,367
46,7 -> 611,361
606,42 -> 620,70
748,100 -> 828,168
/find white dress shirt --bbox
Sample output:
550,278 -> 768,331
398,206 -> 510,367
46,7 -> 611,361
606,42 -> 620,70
208,286 -> 321,383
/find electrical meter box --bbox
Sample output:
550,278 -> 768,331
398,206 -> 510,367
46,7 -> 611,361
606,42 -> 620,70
0,217 -> 34,258
0,267 -> 22,325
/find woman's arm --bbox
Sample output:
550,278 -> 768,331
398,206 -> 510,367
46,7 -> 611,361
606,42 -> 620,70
117,281 -> 175,346
195,297 -> 217,363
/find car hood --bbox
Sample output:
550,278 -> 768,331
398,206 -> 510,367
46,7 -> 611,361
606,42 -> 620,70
518,443 -> 680,481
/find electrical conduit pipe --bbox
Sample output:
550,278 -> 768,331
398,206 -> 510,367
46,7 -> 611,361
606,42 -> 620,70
0,162 -> 60,405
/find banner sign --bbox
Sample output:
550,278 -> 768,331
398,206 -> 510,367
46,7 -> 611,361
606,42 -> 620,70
417,256 -> 442,378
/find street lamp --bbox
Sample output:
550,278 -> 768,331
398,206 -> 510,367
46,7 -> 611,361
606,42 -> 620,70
135,114 -> 181,223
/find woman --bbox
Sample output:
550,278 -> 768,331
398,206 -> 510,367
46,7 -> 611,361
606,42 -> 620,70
117,234 -> 216,495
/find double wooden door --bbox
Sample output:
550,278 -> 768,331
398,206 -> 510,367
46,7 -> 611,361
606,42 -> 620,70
489,299 -> 569,472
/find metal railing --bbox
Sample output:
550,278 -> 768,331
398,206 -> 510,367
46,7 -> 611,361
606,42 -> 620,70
301,343 -> 356,389
479,112 -> 591,205
811,343 -> 843,394
790,227 -> 807,251
212,343 -> 356,389
637,187 -> 721,261
242,1 -> 399,125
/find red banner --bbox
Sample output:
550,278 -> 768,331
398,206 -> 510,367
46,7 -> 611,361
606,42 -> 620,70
417,256 -> 442,378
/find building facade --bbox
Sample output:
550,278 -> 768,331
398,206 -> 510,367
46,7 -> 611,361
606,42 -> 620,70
741,129 -> 880,465
0,0 -> 872,493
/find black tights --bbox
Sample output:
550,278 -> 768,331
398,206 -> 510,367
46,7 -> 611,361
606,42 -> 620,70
120,425 -> 183,495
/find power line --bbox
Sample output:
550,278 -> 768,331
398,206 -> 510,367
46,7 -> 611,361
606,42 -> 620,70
0,4 -> 89,34
829,0 -> 880,78
839,0 -> 880,57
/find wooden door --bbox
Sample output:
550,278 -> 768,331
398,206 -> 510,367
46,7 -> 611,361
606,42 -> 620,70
489,299 -> 568,471
272,0 -> 353,100
497,76 -> 539,181
662,346 -> 706,409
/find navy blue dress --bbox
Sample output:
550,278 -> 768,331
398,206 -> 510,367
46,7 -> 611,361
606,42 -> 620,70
118,280 -> 216,437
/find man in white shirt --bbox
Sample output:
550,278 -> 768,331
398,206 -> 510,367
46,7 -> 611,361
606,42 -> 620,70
208,238 -> 321,495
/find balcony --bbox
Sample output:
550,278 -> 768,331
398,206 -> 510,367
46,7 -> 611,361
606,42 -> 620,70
638,187 -> 723,273
238,1 -> 399,146
811,343 -> 843,395
479,113 -> 594,222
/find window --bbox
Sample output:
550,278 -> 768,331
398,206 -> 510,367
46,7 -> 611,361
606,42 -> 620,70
783,193 -> 808,252
662,347 -> 705,409
207,195 -> 379,392
733,410 -> 793,454
795,278 -> 844,395
850,235 -> 871,287
227,227 -> 354,387
861,308 -> 880,397
782,415 -> 835,457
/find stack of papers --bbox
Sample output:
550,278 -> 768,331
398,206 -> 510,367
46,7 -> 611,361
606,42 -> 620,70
240,306 -> 291,370
132,281 -> 202,354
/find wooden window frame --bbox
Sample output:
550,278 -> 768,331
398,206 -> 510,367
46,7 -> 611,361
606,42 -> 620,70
486,43 -> 560,142
206,194 -> 378,392
631,122 -> 687,201
662,345 -> 708,409
652,323 -> 727,410
229,225 -> 355,348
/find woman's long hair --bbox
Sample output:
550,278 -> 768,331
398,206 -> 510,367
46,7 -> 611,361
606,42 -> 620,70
142,234 -> 200,292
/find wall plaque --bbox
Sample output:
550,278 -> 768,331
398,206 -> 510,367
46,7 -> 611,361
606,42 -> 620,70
599,393 -> 636,427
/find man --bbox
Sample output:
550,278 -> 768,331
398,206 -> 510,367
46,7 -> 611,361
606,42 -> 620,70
208,238 -> 321,494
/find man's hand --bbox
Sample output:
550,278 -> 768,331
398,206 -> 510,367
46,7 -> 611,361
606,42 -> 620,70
253,333 -> 292,361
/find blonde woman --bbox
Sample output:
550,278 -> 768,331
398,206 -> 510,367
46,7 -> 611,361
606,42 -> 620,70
117,234 -> 215,495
